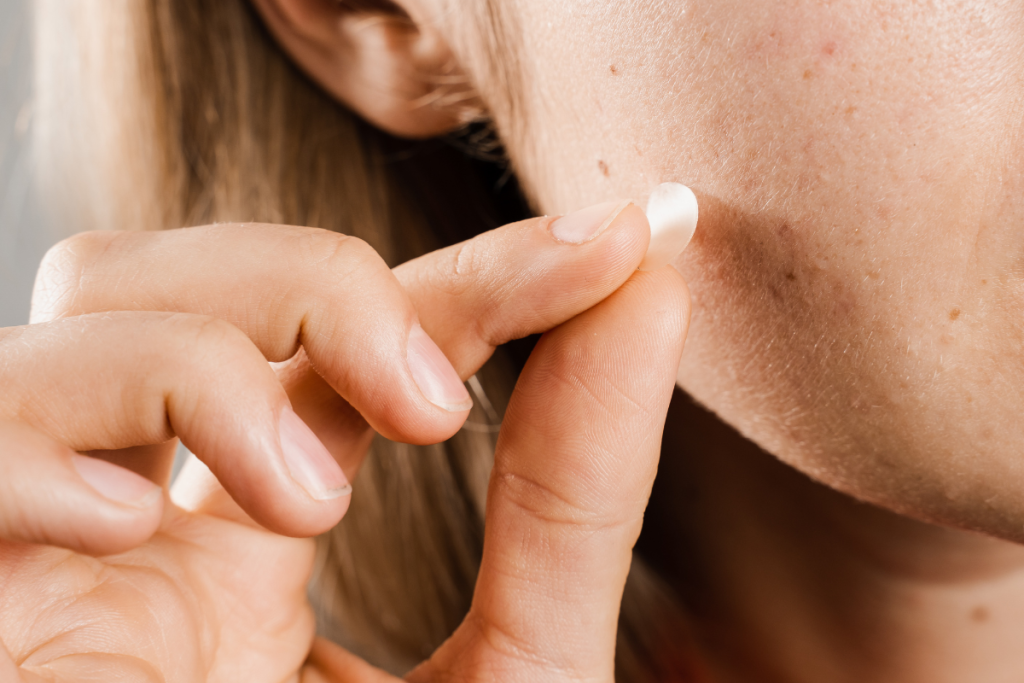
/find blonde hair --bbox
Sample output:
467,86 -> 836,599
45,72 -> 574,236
35,0 -> 694,678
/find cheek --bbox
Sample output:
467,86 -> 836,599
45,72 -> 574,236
670,1 -> 1024,400
503,0 -> 1024,518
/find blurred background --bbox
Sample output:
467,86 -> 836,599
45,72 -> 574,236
1,0 -> 60,327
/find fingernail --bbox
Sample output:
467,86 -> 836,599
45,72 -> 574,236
72,454 -> 161,507
550,200 -> 631,244
407,324 -> 473,412
639,182 -> 699,271
279,407 -> 352,501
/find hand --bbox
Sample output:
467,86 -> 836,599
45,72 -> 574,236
0,201 -> 683,681
307,266 -> 689,682
352,264 -> 688,681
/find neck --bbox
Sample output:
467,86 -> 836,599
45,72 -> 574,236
641,389 -> 1024,683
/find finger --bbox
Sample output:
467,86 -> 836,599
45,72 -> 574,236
277,202 -> 652,474
0,420 -> 163,555
414,269 -> 690,682
395,202 -> 651,376
0,313 -> 349,538
32,225 -> 471,446
33,205 -> 651,456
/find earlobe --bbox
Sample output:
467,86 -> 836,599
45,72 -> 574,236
252,0 -> 480,138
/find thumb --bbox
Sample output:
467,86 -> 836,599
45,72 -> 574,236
412,268 -> 690,682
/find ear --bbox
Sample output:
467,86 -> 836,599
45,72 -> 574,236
252,0 -> 480,138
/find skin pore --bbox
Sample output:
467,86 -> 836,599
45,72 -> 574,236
479,0 -> 1024,538
256,0 -> 1024,679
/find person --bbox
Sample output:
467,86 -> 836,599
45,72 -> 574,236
3,0 -> 1023,680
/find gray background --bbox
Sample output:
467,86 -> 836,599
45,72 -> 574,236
1,0 -> 60,328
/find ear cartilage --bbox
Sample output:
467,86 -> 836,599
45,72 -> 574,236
639,182 -> 699,271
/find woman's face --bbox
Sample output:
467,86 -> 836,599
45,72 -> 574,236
461,0 -> 1024,536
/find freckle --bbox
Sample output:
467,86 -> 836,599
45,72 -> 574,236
949,308 -> 961,321
609,64 -> 619,75
971,606 -> 990,623
597,160 -> 610,177
803,69 -> 813,80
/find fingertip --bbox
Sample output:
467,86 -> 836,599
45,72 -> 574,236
576,201 -> 652,271
407,323 -> 474,412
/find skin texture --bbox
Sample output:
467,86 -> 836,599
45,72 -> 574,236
454,2 -> 1024,676
0,209 -> 695,681
253,0 -> 1024,678
5,0 -> 1024,681
257,0 -> 1024,538
477,0 -> 1024,539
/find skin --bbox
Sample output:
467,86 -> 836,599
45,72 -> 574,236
0,209 -> 692,681
257,0 -> 1024,678
480,0 -> 1024,538
476,1 -> 1024,678
3,0 -> 1024,681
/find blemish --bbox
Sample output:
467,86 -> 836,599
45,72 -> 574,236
597,160 -> 610,177
785,271 -> 797,282
803,69 -> 813,80
845,106 -> 858,116
971,606 -> 990,623
609,64 -> 619,75
822,41 -> 838,57
949,308 -> 961,321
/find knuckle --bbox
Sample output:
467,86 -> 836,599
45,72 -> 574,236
33,231 -> 119,321
161,313 -> 252,366
464,611 -> 593,683
439,239 -> 517,345
306,231 -> 381,275
299,230 -> 392,297
324,234 -> 387,285
493,468 -> 614,531
435,240 -> 486,300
